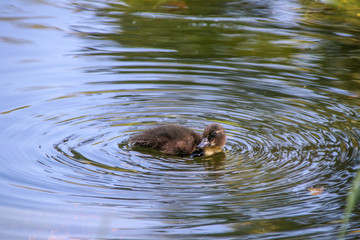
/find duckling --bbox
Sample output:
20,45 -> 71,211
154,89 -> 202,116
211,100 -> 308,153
129,123 -> 226,157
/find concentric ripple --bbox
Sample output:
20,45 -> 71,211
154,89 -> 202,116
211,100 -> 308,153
2,73 -> 360,238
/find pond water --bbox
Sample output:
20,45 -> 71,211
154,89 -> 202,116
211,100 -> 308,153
2,0 -> 360,239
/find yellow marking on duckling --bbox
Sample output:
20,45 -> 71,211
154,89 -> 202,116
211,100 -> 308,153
203,146 -> 223,156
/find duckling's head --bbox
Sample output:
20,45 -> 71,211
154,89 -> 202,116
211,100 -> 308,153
191,123 -> 226,157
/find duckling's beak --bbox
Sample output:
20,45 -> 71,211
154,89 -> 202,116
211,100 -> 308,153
190,138 -> 210,158
197,137 -> 210,149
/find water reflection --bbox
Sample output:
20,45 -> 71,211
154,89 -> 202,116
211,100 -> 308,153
1,0 -> 360,239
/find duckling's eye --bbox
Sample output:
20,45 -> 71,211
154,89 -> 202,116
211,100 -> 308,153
210,131 -> 217,137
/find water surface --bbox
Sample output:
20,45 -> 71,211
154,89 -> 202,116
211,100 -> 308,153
1,0 -> 360,239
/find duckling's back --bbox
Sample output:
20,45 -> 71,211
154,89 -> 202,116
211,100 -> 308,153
129,125 -> 201,156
